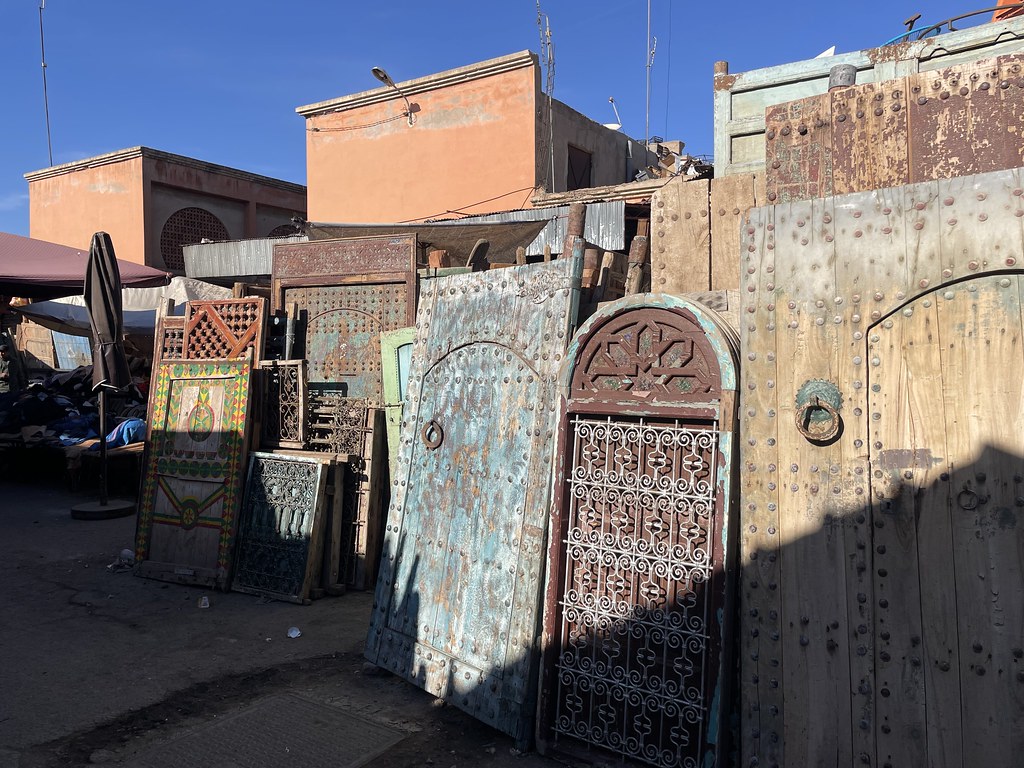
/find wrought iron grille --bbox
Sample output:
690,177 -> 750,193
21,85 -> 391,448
554,415 -> 719,768
233,454 -> 325,600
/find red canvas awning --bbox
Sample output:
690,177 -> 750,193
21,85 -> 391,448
0,231 -> 170,300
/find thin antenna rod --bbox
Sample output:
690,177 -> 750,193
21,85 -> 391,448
38,0 -> 53,166
645,0 -> 651,148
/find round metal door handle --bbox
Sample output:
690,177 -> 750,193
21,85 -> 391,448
422,419 -> 444,449
795,396 -> 842,442
957,489 -> 979,511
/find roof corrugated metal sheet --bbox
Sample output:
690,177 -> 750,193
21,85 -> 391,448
182,235 -> 307,279
454,201 -> 624,256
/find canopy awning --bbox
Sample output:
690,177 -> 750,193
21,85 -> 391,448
0,231 -> 170,300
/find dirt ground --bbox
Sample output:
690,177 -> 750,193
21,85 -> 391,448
0,470 -> 572,768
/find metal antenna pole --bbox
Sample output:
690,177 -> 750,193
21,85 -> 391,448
38,1 -> 53,166
645,0 -> 651,148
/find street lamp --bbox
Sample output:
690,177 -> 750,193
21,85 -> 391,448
371,66 -> 414,126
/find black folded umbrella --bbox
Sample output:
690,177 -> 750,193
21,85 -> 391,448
72,232 -> 135,518
84,232 -> 131,392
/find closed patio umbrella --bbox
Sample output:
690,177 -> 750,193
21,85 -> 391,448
71,232 -> 135,519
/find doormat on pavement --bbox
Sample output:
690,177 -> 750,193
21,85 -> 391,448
126,693 -> 405,768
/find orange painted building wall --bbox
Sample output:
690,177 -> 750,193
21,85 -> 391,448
28,155 -> 147,264
303,53 -> 541,223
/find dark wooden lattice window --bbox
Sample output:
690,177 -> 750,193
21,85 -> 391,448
567,144 -> 592,191
160,207 -> 229,271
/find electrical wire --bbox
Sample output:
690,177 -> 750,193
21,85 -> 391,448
307,113 -> 408,132
38,1 -> 53,166
398,186 -> 541,223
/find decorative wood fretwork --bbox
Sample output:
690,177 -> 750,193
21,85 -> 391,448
232,452 -> 330,603
570,307 -> 723,406
258,360 -> 308,450
183,298 -> 266,360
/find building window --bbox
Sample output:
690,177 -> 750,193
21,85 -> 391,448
567,145 -> 592,191
160,207 -> 229,271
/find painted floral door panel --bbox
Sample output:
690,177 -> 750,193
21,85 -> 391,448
136,360 -> 253,589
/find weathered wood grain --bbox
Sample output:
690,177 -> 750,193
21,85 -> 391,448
649,177 -> 711,294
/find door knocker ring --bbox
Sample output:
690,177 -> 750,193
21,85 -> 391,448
422,419 -> 444,450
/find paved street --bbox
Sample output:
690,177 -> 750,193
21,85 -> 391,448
0,477 -> 564,768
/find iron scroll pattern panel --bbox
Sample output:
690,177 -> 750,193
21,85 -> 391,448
555,415 -> 719,768
232,453 -> 328,602
259,360 -> 307,449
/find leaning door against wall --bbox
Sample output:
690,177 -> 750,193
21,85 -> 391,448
868,275 -> 1024,768
537,295 -> 740,768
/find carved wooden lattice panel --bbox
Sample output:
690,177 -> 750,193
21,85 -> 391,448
156,315 -> 184,361
539,300 -> 738,768
258,360 -> 307,449
307,392 -> 369,455
365,254 -> 583,745
135,360 -> 253,589
183,298 -> 266,360
232,452 -> 330,603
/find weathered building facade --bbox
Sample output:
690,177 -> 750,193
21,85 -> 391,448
25,147 -> 306,271
297,51 -> 651,225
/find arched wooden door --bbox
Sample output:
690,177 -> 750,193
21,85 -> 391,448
538,295 -> 740,768
868,274 -> 1024,768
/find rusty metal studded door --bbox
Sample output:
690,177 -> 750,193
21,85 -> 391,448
538,296 -> 740,768
365,254 -> 583,745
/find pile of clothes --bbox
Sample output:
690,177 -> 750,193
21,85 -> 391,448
0,360 -> 149,448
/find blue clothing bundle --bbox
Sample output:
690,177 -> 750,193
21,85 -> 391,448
88,418 -> 146,450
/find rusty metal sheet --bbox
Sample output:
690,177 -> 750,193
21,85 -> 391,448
764,93 -> 833,204
907,58 -> 1006,183
365,252 -> 583,746
537,297 -> 740,768
831,80 -> 910,195
183,298 -> 266,360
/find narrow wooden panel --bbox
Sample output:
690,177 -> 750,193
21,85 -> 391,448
379,326 -> 416,482
366,255 -> 582,745
258,359 -> 307,449
998,54 -> 1024,170
771,198 -> 852,766
738,203 -> 784,768
232,452 -> 330,603
935,277 -> 1024,768
710,172 -> 763,291
649,177 -> 710,294
831,80 -> 910,195
867,305 -> 930,767
135,360 -> 253,589
764,94 -> 832,204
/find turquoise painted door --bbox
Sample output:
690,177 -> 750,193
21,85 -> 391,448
366,255 -> 582,745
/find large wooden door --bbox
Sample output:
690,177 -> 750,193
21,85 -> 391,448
868,275 -> 1024,768
365,255 -> 582,745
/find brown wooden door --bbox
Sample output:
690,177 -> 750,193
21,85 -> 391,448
868,275 -> 1024,768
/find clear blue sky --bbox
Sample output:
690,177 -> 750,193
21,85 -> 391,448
0,1 -> 990,238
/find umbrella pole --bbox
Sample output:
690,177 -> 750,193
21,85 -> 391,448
99,388 -> 108,507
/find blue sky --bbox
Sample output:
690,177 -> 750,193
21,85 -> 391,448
0,0 -> 990,237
